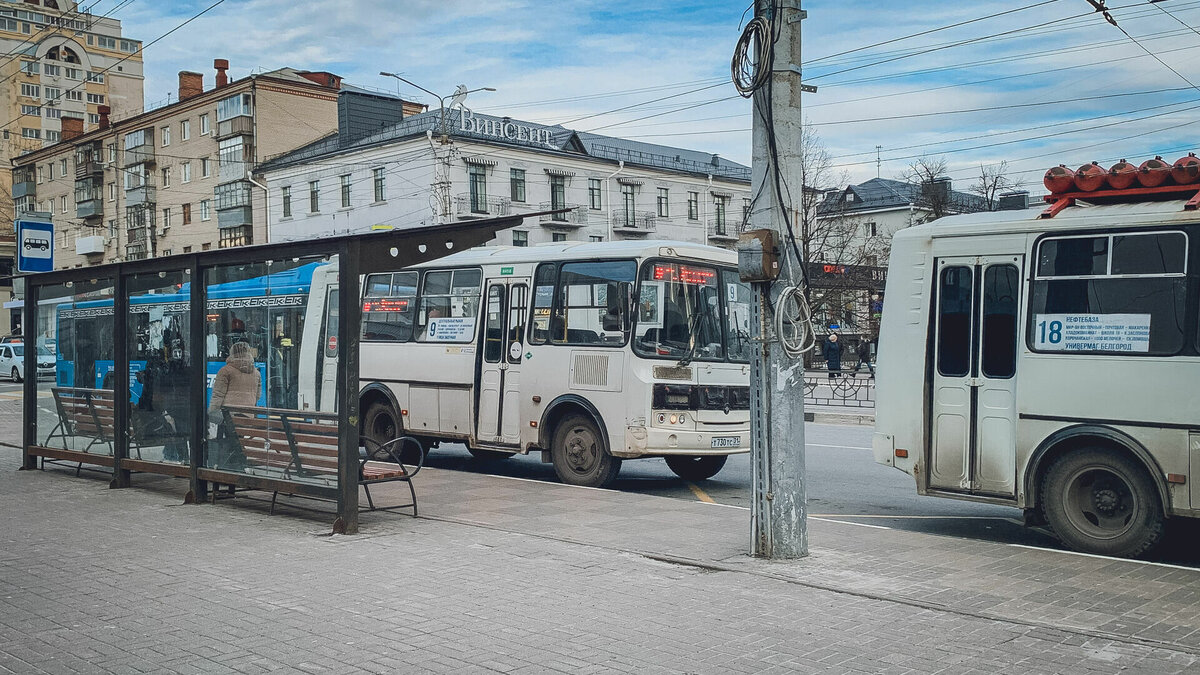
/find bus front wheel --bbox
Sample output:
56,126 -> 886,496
551,414 -> 620,488
665,455 -> 728,481
363,401 -> 422,465
1041,447 -> 1165,558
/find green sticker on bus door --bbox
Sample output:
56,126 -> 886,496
501,266 -> 513,275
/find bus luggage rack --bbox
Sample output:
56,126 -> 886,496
802,372 -> 875,409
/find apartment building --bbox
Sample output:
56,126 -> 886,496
257,107 -> 752,249
0,0 -> 144,333
8,62 -> 426,271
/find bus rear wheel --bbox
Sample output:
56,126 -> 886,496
1041,447 -> 1164,558
551,414 -> 620,488
665,455 -> 728,481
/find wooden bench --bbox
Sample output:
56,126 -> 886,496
220,405 -> 423,515
47,387 -> 195,474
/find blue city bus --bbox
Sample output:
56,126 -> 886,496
52,261 -> 339,410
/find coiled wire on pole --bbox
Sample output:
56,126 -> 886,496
732,15 -> 773,97
774,283 -> 816,359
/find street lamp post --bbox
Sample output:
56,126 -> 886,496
378,72 -> 495,141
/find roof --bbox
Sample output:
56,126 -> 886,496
818,177 -> 990,215
410,239 -> 738,269
257,108 -> 751,183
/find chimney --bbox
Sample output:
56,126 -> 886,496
61,116 -> 84,141
998,190 -> 1030,211
97,105 -> 111,130
214,58 -> 229,88
931,176 -> 952,203
297,71 -> 342,89
178,71 -> 203,101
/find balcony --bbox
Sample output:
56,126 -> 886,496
454,194 -> 511,218
11,180 -> 35,199
611,210 -> 657,235
75,235 -> 105,256
218,206 -> 252,229
538,203 -> 588,228
75,158 -> 103,178
216,115 -> 254,140
707,220 -> 739,243
125,184 -> 156,207
76,198 -> 102,220
122,142 -> 155,167
125,242 -> 148,261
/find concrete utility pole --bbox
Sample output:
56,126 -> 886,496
748,0 -> 808,558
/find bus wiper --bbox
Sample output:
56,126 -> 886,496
676,296 -> 706,367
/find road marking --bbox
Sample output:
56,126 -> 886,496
811,516 -> 891,530
813,514 -> 1017,520
806,443 -> 872,450
686,482 -> 715,504
1008,544 -> 1200,572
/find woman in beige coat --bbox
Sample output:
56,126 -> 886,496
207,342 -> 261,472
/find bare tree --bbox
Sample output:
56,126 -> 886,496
899,154 -> 952,221
969,161 -> 1020,211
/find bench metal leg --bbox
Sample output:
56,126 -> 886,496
407,480 -> 418,517
363,483 -> 375,511
270,491 -> 279,515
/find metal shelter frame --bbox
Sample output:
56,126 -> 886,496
20,215 -> 527,534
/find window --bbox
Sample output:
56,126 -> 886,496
537,261 -> 636,346
714,196 -> 728,230
1030,232 -> 1187,355
107,144 -> 116,163
621,184 -> 635,221
373,167 -> 386,202
200,113 -> 210,135
742,199 -> 751,227
309,180 -> 319,212
20,61 -> 40,75
510,168 -> 526,202
107,220 -> 116,237
937,266 -> 973,377
201,157 -> 210,178
200,200 -> 211,221
865,221 -> 878,237
214,181 -> 251,209
722,270 -> 753,362
687,191 -> 699,220
20,83 -> 39,98
65,90 -> 82,101
180,119 -> 190,141
87,71 -> 104,83
340,174 -> 351,208
184,246 -> 193,253
162,207 -> 171,229
218,137 -> 246,169
657,188 -> 669,217
281,186 -> 292,218
44,64 -> 60,77
108,182 -> 115,201
160,125 -> 170,146
180,162 -> 191,183
468,165 -> 487,213
589,235 -> 603,243
45,130 -> 59,142
982,265 -> 1019,379
21,128 -> 39,139
217,93 -> 252,121
88,113 -> 99,124
86,93 -> 104,104
552,232 -> 567,242
98,36 -> 116,49
20,104 -> 40,115
513,230 -> 528,247
633,262 -> 724,360
45,108 -> 61,119
119,40 -> 139,53
60,196 -> 67,213
43,87 -> 60,102
59,159 -> 67,177
181,203 -> 191,225
588,178 -> 602,210
416,269 -> 482,343
550,175 -> 566,219
161,166 -> 171,188
361,271 -> 419,341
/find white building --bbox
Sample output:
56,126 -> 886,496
256,106 -> 751,248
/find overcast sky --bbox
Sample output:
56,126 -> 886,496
120,0 -> 1200,190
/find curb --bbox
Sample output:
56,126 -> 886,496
805,411 -> 874,426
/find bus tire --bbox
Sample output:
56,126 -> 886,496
467,447 -> 512,461
1041,447 -> 1165,558
665,455 -> 728,481
551,414 -> 620,488
363,401 -> 422,464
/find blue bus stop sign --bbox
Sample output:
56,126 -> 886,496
16,219 -> 54,273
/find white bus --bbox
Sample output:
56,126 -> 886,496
874,191 -> 1199,557
356,241 -> 753,487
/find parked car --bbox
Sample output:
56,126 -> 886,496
0,343 -> 55,382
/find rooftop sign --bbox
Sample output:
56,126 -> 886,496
459,111 -> 556,148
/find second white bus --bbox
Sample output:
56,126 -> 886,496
357,241 -> 753,488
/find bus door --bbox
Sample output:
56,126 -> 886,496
930,256 -> 1021,497
317,285 -> 338,412
477,279 -> 529,446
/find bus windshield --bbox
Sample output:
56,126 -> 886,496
633,261 -> 750,363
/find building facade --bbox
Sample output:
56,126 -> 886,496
256,108 -> 752,249
7,63 -> 413,274
1,0 -> 144,334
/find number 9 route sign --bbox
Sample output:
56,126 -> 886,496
16,218 -> 54,273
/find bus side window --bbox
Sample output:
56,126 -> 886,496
529,263 -> 557,345
937,266 -> 973,377
484,285 -> 505,363
507,284 -> 528,363
417,268 -> 481,343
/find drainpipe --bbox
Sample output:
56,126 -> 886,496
704,174 -> 712,237
604,160 -> 624,242
245,172 -> 270,244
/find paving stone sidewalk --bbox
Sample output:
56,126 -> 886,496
1,447 -> 1197,674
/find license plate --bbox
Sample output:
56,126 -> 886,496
711,436 -> 741,449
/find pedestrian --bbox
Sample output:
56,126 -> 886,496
207,341 -> 261,470
853,338 -> 875,378
823,333 -> 843,379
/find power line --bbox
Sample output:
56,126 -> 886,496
1096,2 -> 1200,93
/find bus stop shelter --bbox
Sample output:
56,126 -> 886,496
19,216 -> 527,534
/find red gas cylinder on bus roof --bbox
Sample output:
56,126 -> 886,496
1138,156 -> 1171,187
1107,159 -> 1138,190
1170,152 -> 1200,185
1073,162 -> 1107,192
1043,164 -> 1075,193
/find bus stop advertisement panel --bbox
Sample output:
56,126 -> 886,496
21,216 -> 527,533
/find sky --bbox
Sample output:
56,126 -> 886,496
111,0 -> 1200,192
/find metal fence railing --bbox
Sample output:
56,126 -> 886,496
802,371 -> 875,409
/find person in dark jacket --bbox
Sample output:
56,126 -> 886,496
823,333 -> 843,379
853,338 -> 875,378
